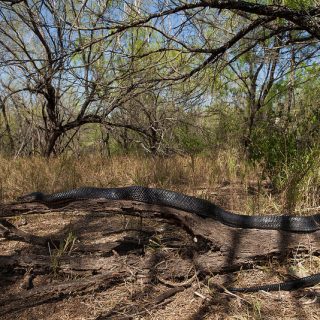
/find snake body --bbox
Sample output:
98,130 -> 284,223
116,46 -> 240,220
228,273 -> 320,292
18,186 -> 320,292
18,186 -> 320,232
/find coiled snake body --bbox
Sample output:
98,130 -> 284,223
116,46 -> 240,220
18,186 -> 320,292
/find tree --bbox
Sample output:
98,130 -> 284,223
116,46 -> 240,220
0,0 -> 320,156
0,1 -> 173,156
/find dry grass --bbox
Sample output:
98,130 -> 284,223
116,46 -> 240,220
0,150 -> 254,200
1,150 -> 320,216
0,152 -> 238,193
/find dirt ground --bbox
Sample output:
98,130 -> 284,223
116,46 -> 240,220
0,206 -> 319,320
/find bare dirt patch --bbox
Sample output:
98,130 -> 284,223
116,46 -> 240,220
0,200 -> 319,320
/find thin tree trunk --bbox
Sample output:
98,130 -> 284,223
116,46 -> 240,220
0,100 -> 15,153
44,130 -> 62,157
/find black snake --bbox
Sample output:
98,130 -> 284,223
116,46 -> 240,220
18,186 -> 320,293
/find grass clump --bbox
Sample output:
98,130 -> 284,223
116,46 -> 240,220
0,150 -> 319,217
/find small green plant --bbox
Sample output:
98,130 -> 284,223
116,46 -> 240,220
251,299 -> 262,320
50,231 -> 77,276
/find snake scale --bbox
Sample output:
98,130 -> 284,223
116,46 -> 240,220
18,186 -> 320,293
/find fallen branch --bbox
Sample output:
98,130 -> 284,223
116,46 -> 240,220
0,271 -> 126,316
1,199 -> 319,266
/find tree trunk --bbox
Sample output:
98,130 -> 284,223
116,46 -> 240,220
43,130 -> 63,157
0,101 -> 15,154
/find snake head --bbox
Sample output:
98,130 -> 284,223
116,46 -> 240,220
16,192 -> 45,203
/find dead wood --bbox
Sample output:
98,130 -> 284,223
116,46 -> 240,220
0,218 -> 60,247
0,199 -> 319,317
0,271 -> 126,317
1,199 -> 319,260
95,286 -> 186,320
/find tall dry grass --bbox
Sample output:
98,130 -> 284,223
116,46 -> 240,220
0,150 -> 319,216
